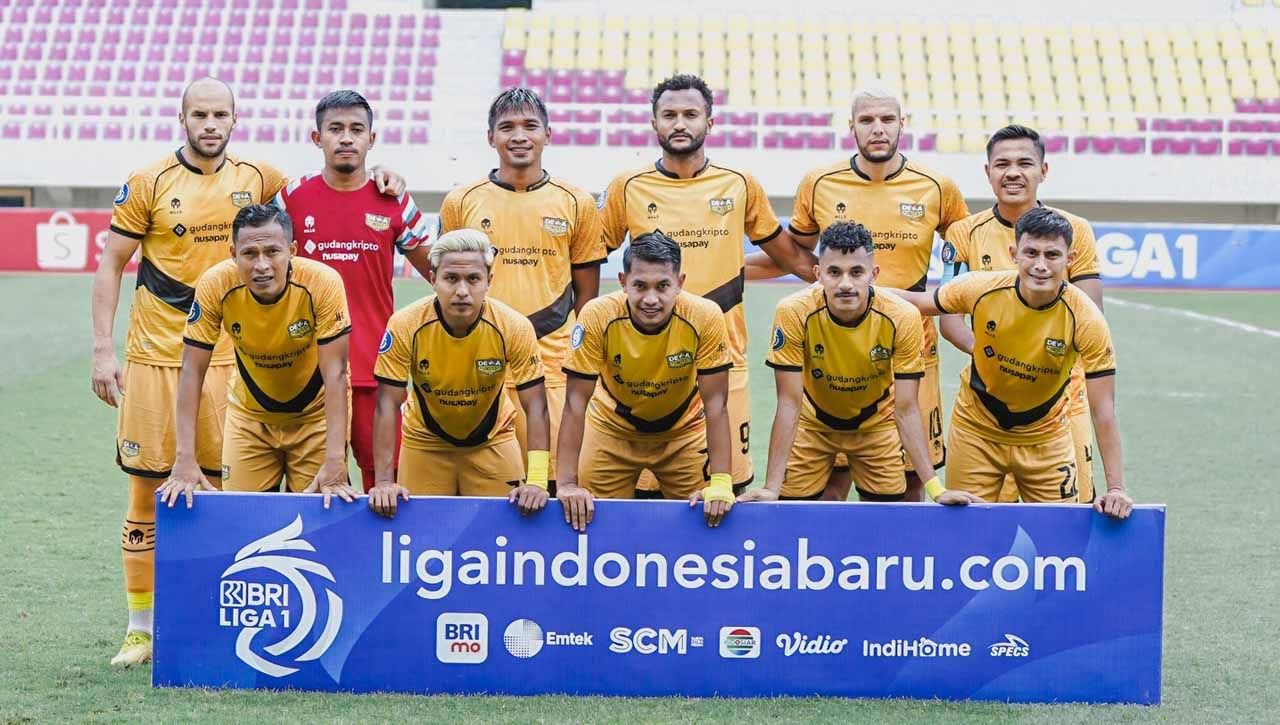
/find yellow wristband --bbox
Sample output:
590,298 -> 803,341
525,450 -> 550,490
924,476 -> 946,500
702,473 -> 735,505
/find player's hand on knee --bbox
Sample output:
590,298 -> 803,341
1093,490 -> 1133,519
509,484 -> 550,516
735,487 -> 779,503
159,464 -> 213,509
91,350 -> 124,407
555,483 -> 594,532
368,482 -> 409,518
935,490 -> 984,506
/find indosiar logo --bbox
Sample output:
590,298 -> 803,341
218,515 -> 343,677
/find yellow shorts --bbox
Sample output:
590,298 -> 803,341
506,376 -> 564,484
116,362 -> 232,479
397,430 -> 524,496
1070,406 -> 1095,503
904,362 -> 945,472
636,366 -> 752,492
221,409 -> 336,492
784,425 -> 905,500
581,423 -> 709,500
946,425 -> 1078,503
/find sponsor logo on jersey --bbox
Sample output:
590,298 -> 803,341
870,344 -> 891,363
304,215 -> 316,233
230,322 -> 242,338
776,632 -> 848,656
120,439 -> 141,458
834,201 -> 847,218
480,218 -> 492,232
813,342 -> 825,357
983,345 -> 995,358
113,184 -> 130,205
570,324 -> 585,350
709,197 -> 734,216
231,191 -> 253,208
811,368 -> 824,379
503,618 -> 592,659
475,358 -> 504,376
365,213 -> 391,232
542,216 -> 569,236
981,254 -> 992,268
418,358 -> 429,372
719,627 -> 761,658
436,612 -> 487,664
771,326 -> 785,350
188,300 -> 202,323
287,319 -> 313,339
666,350 -> 694,368
900,202 -> 925,221
646,202 -> 658,220
985,320 -> 996,336
988,634 -> 1030,657
378,331 -> 393,354
303,239 -> 317,254
1045,338 -> 1067,357
173,224 -> 187,237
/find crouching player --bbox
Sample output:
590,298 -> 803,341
556,232 -> 736,531
160,205 -> 358,507
738,222 -> 979,505
367,229 -> 552,518
896,207 -> 1133,518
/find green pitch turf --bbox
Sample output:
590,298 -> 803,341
1,274 -> 1276,723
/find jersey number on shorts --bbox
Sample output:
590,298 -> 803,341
739,422 -> 750,455
1057,463 -> 1078,500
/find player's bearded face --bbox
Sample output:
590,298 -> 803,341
181,102 -> 235,160
850,99 -> 902,163
489,110 -> 547,171
818,247 -> 877,320
620,259 -> 684,332
653,90 -> 711,158
233,223 -> 294,302
1014,237 -> 1073,298
317,108 -> 373,175
986,139 -> 1046,207
430,253 -> 491,327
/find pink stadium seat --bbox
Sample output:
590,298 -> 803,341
525,68 -> 548,86
104,123 -> 125,141
573,129 -> 601,146
409,127 -> 429,145
549,109 -> 573,124
574,109 -> 601,124
840,135 -> 857,150
805,131 -> 835,149
1117,137 -> 1145,154
625,130 -> 650,146
411,109 -> 430,122
1260,99 -> 1280,114
500,67 -> 520,88
916,134 -> 936,152
27,122 -> 48,140
152,123 -> 175,142
2,123 -> 20,140
578,86 -> 601,103
601,86 -> 623,103
1044,136 -> 1067,154
625,89 -> 648,104
1229,120 -> 1265,133
1189,119 -> 1223,133
1193,139 -> 1221,155
503,49 -> 523,68
1235,99 -> 1262,113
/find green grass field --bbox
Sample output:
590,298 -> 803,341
1,274 -> 1277,723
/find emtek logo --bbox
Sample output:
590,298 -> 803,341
609,627 -> 702,655
718,627 -> 760,658
988,634 -> 1030,657
437,612 -> 487,663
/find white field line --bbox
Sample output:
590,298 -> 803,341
1106,297 -> 1280,340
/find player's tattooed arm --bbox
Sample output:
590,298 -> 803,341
159,343 -> 216,509
369,166 -> 407,196
1087,374 -> 1133,519
90,231 -> 142,407
555,375 -> 596,532
368,383 -> 410,519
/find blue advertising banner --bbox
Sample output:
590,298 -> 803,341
154,495 -> 1165,704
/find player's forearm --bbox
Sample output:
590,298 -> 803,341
571,268 -> 600,316
555,406 -> 586,486
320,368 -> 349,465
372,390 -> 402,484
519,387 -> 551,451
1092,408 -> 1126,495
894,289 -> 943,316
895,402 -> 937,483
763,400 -> 801,493
762,238 -> 818,283
703,399 -> 732,476
90,261 -> 125,349
1076,278 -> 1104,311
939,314 -> 974,355
744,251 -> 785,281
172,350 -> 210,463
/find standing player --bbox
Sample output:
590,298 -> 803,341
275,90 -> 434,492
556,232 -> 736,531
439,88 -> 605,494
90,77 -> 405,666
939,125 -> 1104,502
599,74 -> 815,498
896,208 -> 1133,519
738,222 -> 978,506
159,205 -> 358,505
367,229 -> 552,517
752,86 -> 969,502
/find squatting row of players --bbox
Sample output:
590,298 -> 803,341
90,75 -> 1135,666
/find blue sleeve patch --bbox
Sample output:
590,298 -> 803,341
378,330 -> 393,354
187,300 -> 201,324
771,326 -> 785,350
113,183 -> 130,206
940,241 -> 956,265
570,324 -> 585,350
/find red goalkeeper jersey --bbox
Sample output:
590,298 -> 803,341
275,174 -> 431,387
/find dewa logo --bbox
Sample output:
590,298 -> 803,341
287,319 -> 313,339
475,358 -> 504,375
708,198 -> 734,216
869,345 -> 891,363
1044,338 -> 1067,357
666,351 -> 694,368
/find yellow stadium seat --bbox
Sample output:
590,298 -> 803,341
1258,77 -> 1280,97
1112,115 -> 1138,133
601,13 -> 626,33
935,132 -> 962,153
1157,94 -> 1184,114
526,13 -> 551,31
600,50 -> 625,71
651,16 -> 675,34
1209,94 -> 1233,114
960,133 -> 985,153
1184,95 -> 1209,113
551,51 -> 576,72
1031,112 -> 1059,132
1230,76 -> 1255,97
501,29 -> 525,51
504,8 -> 528,30
524,45 -> 549,70
1134,94 -> 1159,113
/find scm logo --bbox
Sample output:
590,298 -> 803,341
608,627 -> 703,655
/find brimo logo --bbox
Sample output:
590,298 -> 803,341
219,515 -> 343,677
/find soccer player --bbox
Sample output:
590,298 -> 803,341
895,208 -> 1133,519
738,222 -> 979,505
275,90 -> 434,492
599,74 -> 815,498
367,229 -> 552,518
159,204 -> 357,507
939,124 -> 1104,502
750,86 -> 969,502
439,88 -> 606,494
89,77 -> 406,666
557,232 -> 736,531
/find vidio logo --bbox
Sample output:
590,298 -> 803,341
219,515 -> 343,677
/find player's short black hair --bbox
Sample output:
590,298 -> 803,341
1015,206 -> 1073,248
232,204 -> 293,245
818,221 -> 875,257
986,124 -> 1046,162
623,231 -> 682,274
315,89 -> 373,129
488,87 -> 548,131
651,74 -> 714,116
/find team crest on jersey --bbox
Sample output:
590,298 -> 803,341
542,216 -> 569,236
869,345 -> 892,363
899,202 -> 925,221
1044,338 -> 1067,357
378,331 -> 393,354
666,350 -> 694,368
570,324 -> 585,350
287,319 -> 313,339
230,191 -> 253,208
475,358 -> 504,376
771,326 -> 785,351
187,300 -> 202,323
365,213 -> 391,232
709,197 -> 734,216
120,440 -> 141,458
940,241 -> 957,264
113,184 -> 130,206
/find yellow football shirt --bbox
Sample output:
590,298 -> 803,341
599,160 -> 781,369
935,271 -> 1116,445
184,257 -> 350,426
767,285 -> 925,433
439,171 -> 606,377
564,290 -> 732,438
110,149 -> 288,367
375,295 -> 545,450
